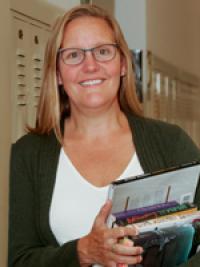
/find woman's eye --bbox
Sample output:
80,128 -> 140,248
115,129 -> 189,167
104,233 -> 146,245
99,49 -> 109,55
68,51 -> 78,58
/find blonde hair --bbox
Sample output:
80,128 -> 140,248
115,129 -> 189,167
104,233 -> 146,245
30,4 -> 143,142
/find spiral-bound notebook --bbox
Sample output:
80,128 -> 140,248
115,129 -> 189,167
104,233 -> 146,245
107,161 -> 200,227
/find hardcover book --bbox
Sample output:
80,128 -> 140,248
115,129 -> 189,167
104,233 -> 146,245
94,162 -> 200,267
107,161 -> 200,229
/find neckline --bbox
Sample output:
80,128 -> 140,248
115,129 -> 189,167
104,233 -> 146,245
60,147 -> 136,190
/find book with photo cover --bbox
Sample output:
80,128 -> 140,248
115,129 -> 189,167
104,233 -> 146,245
107,161 -> 200,228
93,162 -> 200,267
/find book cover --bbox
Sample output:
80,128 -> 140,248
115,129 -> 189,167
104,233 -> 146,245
107,162 -> 200,221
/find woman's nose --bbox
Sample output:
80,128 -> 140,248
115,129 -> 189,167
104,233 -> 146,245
82,51 -> 100,72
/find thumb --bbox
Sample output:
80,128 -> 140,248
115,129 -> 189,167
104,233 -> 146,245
93,200 -> 112,228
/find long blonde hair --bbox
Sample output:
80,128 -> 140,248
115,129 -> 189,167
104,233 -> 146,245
30,4 -> 143,142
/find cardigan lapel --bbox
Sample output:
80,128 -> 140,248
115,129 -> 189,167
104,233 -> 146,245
126,112 -> 169,173
37,131 -> 61,245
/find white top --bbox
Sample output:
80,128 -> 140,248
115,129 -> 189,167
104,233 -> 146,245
49,148 -> 144,245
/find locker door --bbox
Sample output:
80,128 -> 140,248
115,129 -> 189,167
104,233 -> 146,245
28,24 -> 49,127
11,16 -> 30,142
11,14 -> 50,142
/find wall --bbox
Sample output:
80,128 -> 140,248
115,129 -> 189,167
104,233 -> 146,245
0,0 -> 11,266
11,0 -> 63,25
115,0 -> 146,50
146,0 -> 200,78
92,0 -> 115,15
46,0 -> 80,10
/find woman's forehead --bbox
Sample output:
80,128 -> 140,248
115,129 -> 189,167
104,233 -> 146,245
61,16 -> 115,48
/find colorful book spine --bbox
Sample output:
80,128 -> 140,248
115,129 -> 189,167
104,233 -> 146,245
116,203 -> 197,226
132,210 -> 200,233
113,201 -> 178,221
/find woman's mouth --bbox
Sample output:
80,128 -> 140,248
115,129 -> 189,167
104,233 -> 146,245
79,79 -> 104,87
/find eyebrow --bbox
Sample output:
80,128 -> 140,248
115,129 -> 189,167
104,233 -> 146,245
59,41 -> 116,50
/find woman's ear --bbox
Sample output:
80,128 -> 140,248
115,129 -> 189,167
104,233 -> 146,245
120,56 -> 127,77
57,70 -> 63,85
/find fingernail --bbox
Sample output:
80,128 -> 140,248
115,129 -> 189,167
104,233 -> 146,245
139,255 -> 143,262
140,247 -> 144,254
134,225 -> 139,235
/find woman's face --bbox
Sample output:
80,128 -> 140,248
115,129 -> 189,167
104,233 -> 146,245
57,16 -> 126,113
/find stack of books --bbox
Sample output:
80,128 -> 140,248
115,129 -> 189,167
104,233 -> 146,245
106,161 -> 200,267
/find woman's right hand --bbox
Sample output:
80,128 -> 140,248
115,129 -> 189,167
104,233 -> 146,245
77,200 -> 143,267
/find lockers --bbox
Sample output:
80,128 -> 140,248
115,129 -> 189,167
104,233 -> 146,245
146,52 -> 200,147
10,12 -> 50,142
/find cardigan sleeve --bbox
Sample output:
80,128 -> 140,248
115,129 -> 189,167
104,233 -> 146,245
170,127 -> 200,267
8,141 -> 81,267
169,126 -> 200,208
170,125 -> 200,167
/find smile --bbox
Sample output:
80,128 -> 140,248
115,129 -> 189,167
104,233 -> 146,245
79,79 -> 104,86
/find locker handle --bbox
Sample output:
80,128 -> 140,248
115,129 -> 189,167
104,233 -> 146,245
33,67 -> 41,71
17,94 -> 25,97
33,58 -> 42,62
34,76 -> 41,80
18,103 -> 26,106
17,63 -> 25,67
17,83 -> 26,87
17,54 -> 25,58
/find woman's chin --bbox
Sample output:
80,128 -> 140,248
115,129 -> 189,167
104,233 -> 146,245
81,98 -> 113,112
83,95 -> 108,108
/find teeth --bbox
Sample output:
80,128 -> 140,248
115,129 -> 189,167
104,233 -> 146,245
80,79 -> 103,86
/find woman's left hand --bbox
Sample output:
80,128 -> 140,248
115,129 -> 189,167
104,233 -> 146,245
77,200 -> 143,267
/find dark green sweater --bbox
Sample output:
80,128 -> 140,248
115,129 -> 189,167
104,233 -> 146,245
8,113 -> 200,267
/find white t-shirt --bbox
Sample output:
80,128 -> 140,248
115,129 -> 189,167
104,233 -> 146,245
49,148 -> 144,245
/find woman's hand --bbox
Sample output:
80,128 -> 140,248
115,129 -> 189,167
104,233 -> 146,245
77,200 -> 143,267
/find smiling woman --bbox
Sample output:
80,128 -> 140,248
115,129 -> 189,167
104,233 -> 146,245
8,3 -> 200,267
32,4 -> 142,141
57,16 -> 125,116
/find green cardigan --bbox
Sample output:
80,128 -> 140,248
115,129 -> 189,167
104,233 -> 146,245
8,113 -> 200,267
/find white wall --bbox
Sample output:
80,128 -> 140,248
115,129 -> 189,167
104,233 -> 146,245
147,0 -> 200,77
115,0 -> 146,50
0,1 -> 11,266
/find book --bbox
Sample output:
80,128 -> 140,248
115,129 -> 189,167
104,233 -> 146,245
94,162 -> 200,267
113,201 -> 178,221
133,210 -> 200,233
107,161 -> 200,227
115,203 -> 197,226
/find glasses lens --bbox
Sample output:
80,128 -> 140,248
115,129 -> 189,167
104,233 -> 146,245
61,48 -> 84,65
94,44 -> 117,62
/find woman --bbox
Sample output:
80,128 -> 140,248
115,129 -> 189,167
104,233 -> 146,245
9,4 -> 200,267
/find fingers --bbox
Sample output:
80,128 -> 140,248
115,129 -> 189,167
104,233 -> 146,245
93,200 -> 112,228
112,242 -> 143,256
113,254 -> 143,265
89,201 -> 143,266
107,225 -> 139,239
110,230 -> 143,266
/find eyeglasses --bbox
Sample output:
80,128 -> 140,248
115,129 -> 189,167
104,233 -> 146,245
58,43 -> 119,65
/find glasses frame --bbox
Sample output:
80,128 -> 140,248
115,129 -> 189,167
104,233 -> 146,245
58,43 -> 119,65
